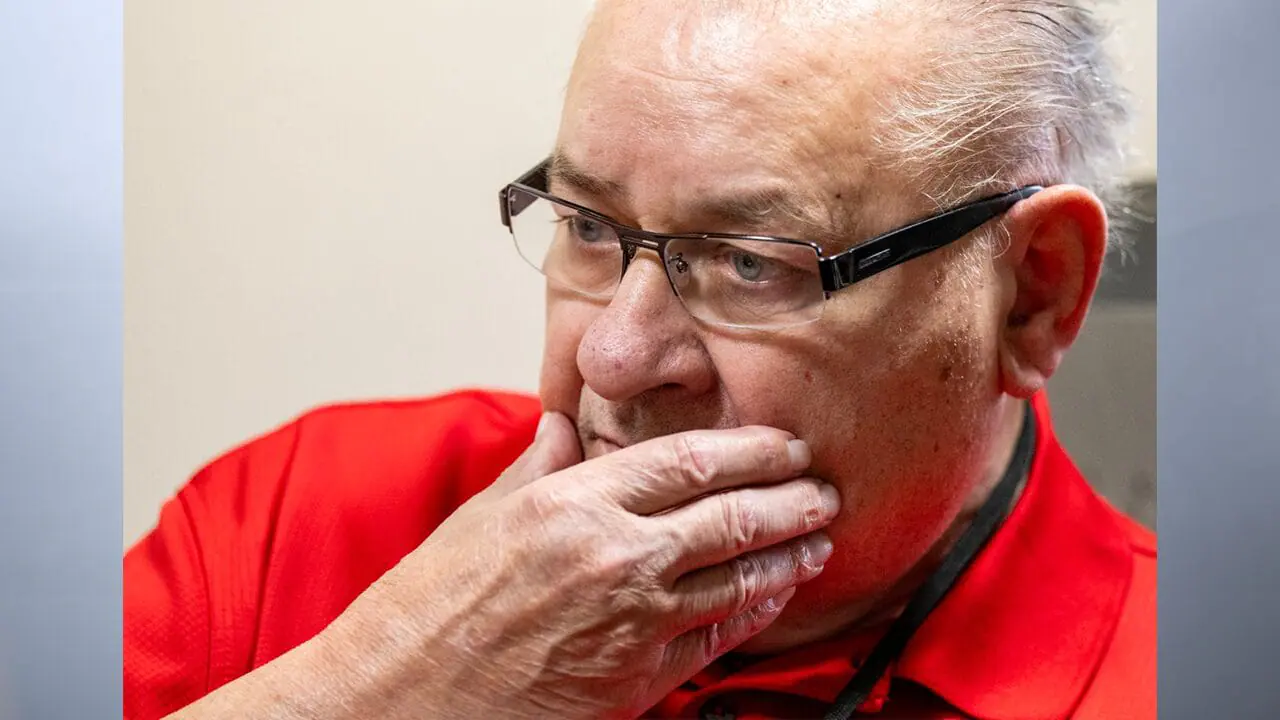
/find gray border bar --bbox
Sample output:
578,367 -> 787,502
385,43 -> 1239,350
1159,0 -> 1280,716
4,0 -> 1280,717
0,2 -> 123,718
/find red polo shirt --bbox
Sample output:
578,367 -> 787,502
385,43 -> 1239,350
124,390 -> 1155,720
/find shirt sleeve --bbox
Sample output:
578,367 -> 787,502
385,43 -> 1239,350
124,418 -> 302,720
122,391 -> 541,720
123,490 -> 213,720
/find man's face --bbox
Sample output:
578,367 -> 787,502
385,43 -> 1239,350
538,1 -> 1012,633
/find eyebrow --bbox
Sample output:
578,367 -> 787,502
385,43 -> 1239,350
693,185 -> 830,238
548,151 -> 627,200
547,150 -> 842,244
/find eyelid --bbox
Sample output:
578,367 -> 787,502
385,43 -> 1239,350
711,241 -> 793,263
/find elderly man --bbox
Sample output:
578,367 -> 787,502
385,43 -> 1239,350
125,0 -> 1155,718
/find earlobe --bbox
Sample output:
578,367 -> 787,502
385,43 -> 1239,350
996,185 -> 1107,398
999,314 -> 1064,398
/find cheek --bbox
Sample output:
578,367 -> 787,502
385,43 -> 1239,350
538,294 -> 596,416
810,272 -> 1004,572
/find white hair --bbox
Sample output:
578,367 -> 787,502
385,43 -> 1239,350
873,0 -> 1134,255
582,0 -> 1136,255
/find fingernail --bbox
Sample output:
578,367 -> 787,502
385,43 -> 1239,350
819,483 -> 841,517
809,532 -> 835,563
535,413 -> 551,440
774,586 -> 798,606
787,439 -> 811,471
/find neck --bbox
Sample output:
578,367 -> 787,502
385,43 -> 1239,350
737,397 -> 1031,655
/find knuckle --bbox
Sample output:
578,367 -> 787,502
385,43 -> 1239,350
786,538 -> 818,578
702,620 -> 727,660
648,589 -> 681,620
674,433 -> 720,488
729,554 -> 764,613
604,583 -> 648,618
799,480 -> 827,531
754,432 -> 786,472
602,557 -> 670,619
596,558 -> 651,609
720,494 -> 761,555
745,598 -> 780,633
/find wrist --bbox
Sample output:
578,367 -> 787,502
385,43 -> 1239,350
302,603 -> 473,720
161,633 -> 360,720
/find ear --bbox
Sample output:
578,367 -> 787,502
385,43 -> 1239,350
994,185 -> 1108,399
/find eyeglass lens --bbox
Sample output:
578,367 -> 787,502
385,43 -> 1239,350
507,187 -> 825,328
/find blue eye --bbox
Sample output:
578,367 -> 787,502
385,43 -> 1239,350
570,216 -> 606,242
729,251 -> 766,281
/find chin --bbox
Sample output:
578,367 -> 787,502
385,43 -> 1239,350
733,590 -> 829,656
734,621 -> 802,656
733,573 -> 875,656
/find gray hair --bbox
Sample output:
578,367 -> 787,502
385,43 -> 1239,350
581,0 -> 1136,256
873,0 -> 1133,256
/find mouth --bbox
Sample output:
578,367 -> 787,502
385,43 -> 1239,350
583,431 -> 626,458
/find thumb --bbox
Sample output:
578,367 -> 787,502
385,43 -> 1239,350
491,412 -> 583,494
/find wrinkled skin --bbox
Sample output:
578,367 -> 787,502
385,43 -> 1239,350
165,1 -> 1107,718
173,419 -> 842,720
539,0 -> 1106,650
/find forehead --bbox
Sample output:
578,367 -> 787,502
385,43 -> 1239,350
557,0 -> 929,219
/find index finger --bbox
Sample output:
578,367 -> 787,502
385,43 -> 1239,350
584,427 -> 811,515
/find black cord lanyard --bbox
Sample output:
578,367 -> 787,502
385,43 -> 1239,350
822,403 -> 1037,720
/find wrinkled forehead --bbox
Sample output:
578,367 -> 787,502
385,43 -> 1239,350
557,0 -> 932,234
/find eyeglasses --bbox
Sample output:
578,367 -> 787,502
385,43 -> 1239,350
498,158 -> 1041,329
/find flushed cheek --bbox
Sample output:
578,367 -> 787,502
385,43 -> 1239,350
799,353 -> 993,600
806,489 -> 962,607
704,330 -> 878,430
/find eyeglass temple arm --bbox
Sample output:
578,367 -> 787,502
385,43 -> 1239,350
499,159 -> 553,229
820,186 -> 1043,292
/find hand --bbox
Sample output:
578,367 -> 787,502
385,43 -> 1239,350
171,413 -> 840,720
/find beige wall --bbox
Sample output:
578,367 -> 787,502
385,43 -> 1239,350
1101,0 -> 1157,182
124,0 -> 1157,547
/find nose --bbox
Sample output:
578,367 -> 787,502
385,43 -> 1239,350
576,248 -> 716,403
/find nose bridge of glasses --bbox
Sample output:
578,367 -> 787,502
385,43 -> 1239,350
616,231 -> 662,252
615,233 -> 689,299
615,232 -> 665,270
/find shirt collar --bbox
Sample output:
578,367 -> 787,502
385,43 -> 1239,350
677,393 -> 1134,719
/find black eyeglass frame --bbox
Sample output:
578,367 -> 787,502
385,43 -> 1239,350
499,158 -> 1042,298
